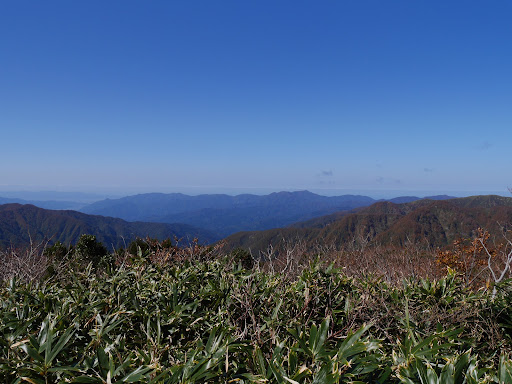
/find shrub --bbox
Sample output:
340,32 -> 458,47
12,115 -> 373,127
74,234 -> 109,269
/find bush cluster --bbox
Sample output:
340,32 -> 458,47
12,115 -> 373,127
1,239 -> 512,383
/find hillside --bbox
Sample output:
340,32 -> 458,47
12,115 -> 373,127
224,195 -> 512,253
0,204 -> 217,250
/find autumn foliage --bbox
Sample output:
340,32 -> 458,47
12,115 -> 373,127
436,227 -> 512,289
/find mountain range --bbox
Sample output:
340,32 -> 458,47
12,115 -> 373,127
78,191 -> 455,238
78,191 -> 374,237
2,191 -> 507,253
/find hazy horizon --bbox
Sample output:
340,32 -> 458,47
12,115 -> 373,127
2,2 -> 510,195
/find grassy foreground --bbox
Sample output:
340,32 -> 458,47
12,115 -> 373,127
1,244 -> 512,383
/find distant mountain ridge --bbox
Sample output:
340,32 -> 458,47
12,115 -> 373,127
0,191 -> 116,203
223,195 -> 512,253
0,197 -> 87,211
0,204 -> 217,250
79,191 -> 455,237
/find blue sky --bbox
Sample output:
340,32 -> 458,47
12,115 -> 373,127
1,1 -> 511,198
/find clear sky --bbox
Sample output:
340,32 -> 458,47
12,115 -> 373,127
1,1 -> 511,198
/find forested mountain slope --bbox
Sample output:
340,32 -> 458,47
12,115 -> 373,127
0,204 -> 216,250
224,195 -> 512,253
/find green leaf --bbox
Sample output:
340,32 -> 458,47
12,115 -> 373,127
19,377 -> 46,384
253,346 -> 268,378
115,366 -> 153,383
47,326 -> 75,365
20,343 -> 44,363
311,317 -> 329,360
337,323 -> 373,361
47,365 -> 80,373
70,377 -> 103,383
499,354 -> 512,383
